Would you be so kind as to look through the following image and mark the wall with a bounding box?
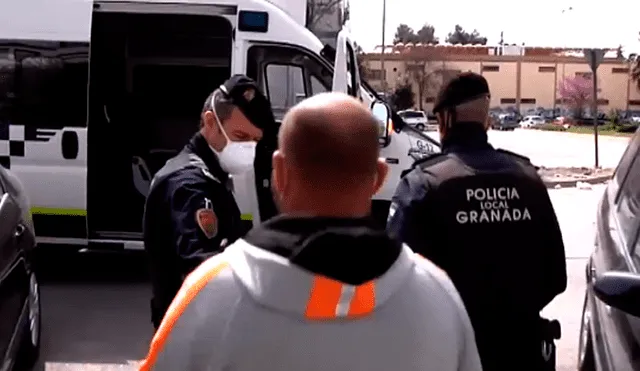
[363,52,638,113]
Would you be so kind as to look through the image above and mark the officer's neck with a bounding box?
[441,121,490,151]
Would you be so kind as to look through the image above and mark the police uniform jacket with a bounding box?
[387,122,567,367]
[143,132,246,327]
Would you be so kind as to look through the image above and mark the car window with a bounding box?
[612,130,640,201]
[616,150,640,248]
[400,111,425,119]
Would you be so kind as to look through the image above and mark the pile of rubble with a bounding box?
[537,166,613,188]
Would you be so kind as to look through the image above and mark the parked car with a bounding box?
[0,166,41,370]
[577,126,640,371]
[492,114,519,130]
[553,116,574,129]
[398,109,429,131]
[519,115,546,128]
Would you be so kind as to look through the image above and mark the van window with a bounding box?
[246,45,333,121]
[14,44,89,129]
[310,75,328,95]
[265,64,305,114]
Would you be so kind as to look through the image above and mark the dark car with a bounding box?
[492,114,519,130]
[578,127,640,371]
[0,166,41,370]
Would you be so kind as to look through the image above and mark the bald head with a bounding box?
[280,93,380,182]
[272,92,388,217]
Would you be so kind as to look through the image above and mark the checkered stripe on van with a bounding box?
[0,124,57,169]
[0,124,26,169]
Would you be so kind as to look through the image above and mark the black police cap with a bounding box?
[218,74,274,130]
[432,72,490,114]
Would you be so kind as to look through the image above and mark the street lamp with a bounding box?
[380,0,387,92]
[560,8,573,92]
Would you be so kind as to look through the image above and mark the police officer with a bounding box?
[387,72,567,371]
[143,75,275,329]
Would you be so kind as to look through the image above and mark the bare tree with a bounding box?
[306,0,344,31]
[400,50,454,110]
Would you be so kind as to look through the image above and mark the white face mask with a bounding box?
[211,108,257,175]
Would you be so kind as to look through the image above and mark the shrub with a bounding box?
[615,124,639,133]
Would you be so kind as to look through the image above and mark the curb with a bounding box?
[542,173,612,188]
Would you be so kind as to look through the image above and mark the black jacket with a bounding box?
[387,122,567,369]
[143,133,248,328]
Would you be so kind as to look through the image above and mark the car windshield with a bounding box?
[400,111,425,119]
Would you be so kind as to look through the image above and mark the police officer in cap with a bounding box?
[387,72,567,370]
[143,74,274,329]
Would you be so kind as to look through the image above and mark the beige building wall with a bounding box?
[364,52,640,113]
[480,62,517,108]
[520,62,557,109]
[629,75,640,109]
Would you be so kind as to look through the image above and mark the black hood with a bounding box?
[243,215,402,285]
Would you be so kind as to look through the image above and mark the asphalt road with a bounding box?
[31,184,607,371]
[420,128,631,169]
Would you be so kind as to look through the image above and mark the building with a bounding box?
[362,44,640,113]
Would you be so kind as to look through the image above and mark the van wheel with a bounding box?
[16,272,42,369]
[416,124,425,131]
[578,294,596,371]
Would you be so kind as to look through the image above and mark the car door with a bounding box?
[241,43,335,224]
[332,27,360,97]
[0,188,24,364]
[592,129,640,370]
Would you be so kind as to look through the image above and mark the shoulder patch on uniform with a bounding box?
[196,201,218,239]
[496,148,531,163]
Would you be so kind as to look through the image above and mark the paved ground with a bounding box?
[422,128,630,169]
[32,184,608,370]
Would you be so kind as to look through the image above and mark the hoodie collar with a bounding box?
[242,215,402,285]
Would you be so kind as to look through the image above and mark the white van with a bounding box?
[0,0,439,250]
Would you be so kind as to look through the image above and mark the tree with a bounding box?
[631,32,640,92]
[632,56,640,91]
[393,23,438,44]
[393,24,417,44]
[415,24,439,44]
[445,25,487,45]
[306,0,344,31]
[557,76,592,117]
[403,61,436,110]
[390,83,415,111]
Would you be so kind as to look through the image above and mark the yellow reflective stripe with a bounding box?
[240,213,253,221]
[30,207,87,217]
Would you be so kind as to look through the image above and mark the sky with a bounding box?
[347,0,640,55]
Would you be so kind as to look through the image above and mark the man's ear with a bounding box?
[272,150,285,194]
[373,158,389,195]
[203,111,216,130]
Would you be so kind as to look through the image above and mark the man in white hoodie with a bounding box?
[138,93,482,371]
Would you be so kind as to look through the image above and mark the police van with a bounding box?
[0,0,439,250]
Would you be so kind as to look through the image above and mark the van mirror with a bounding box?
[371,101,391,144]
[593,271,640,318]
